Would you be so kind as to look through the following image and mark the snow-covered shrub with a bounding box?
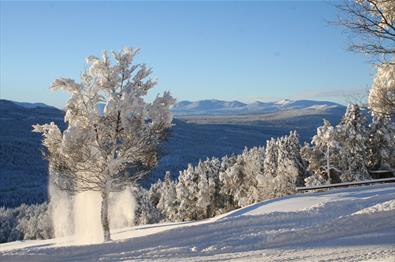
[304,173,329,187]
[0,203,52,243]
[133,187,162,225]
[0,208,19,243]
[16,204,52,240]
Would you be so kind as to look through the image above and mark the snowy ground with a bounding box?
[1,184,394,261]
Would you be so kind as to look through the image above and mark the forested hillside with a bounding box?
[0,99,345,207]
[0,100,65,207]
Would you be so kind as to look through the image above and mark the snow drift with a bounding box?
[1,183,394,261]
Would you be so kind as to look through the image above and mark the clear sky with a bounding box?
[1,0,375,108]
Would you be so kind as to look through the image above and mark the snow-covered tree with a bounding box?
[286,131,306,186]
[272,132,306,197]
[16,204,52,241]
[243,146,266,203]
[368,61,395,117]
[263,138,278,178]
[338,0,394,116]
[302,120,342,186]
[0,203,52,243]
[156,172,178,221]
[219,154,238,172]
[196,163,214,219]
[195,158,222,218]
[175,164,200,221]
[367,115,395,170]
[219,155,246,208]
[219,147,267,209]
[33,47,175,241]
[336,104,371,182]
[133,186,162,225]
[337,0,395,61]
[148,178,163,209]
[255,138,279,199]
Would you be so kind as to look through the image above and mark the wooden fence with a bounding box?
[296,177,395,192]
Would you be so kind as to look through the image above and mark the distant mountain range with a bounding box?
[12,101,57,110]
[7,98,346,117]
[171,99,345,116]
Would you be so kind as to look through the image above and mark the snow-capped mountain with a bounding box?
[171,99,344,115]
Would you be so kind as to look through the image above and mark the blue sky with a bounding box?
[1,1,374,108]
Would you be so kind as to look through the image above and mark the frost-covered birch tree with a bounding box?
[33,47,175,241]
[337,0,395,61]
[368,61,395,117]
[337,1,394,116]
[302,120,342,186]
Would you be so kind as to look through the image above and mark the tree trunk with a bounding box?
[101,190,111,241]
[327,146,330,180]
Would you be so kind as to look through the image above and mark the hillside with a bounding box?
[0,184,394,261]
[0,99,346,206]
[0,100,65,207]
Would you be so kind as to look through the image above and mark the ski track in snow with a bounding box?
[0,184,394,261]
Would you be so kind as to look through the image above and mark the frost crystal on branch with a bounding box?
[337,0,395,60]
[368,61,395,116]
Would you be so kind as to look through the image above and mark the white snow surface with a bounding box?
[1,184,395,261]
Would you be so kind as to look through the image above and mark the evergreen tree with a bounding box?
[157,172,178,222]
[195,158,222,218]
[367,115,395,171]
[148,179,163,209]
[133,187,162,225]
[273,132,305,197]
[219,155,245,208]
[240,146,266,204]
[175,164,199,221]
[336,104,371,182]
[263,138,278,178]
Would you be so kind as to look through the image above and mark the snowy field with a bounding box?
[0,184,394,261]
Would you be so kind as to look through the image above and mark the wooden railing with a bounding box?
[296,177,395,192]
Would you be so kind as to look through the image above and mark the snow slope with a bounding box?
[1,184,394,261]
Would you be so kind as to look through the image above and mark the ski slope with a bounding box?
[1,184,394,261]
